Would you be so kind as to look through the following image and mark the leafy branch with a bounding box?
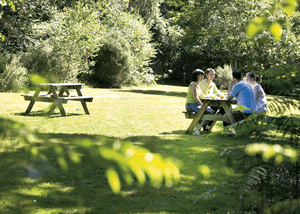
[0,117,181,194]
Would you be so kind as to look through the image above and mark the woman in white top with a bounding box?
[246,72,268,113]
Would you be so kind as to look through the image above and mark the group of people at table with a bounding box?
[186,68,268,135]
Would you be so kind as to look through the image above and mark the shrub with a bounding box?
[20,42,74,83]
[124,67,157,86]
[99,6,157,86]
[88,32,133,88]
[214,64,233,89]
[30,2,105,84]
[0,55,28,92]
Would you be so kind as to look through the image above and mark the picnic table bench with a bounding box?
[21,83,93,116]
[183,98,237,134]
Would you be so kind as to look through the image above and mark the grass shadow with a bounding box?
[14,111,83,118]
[121,89,186,98]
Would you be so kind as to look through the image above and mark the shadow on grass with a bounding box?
[14,111,83,118]
[0,131,249,213]
[121,89,186,98]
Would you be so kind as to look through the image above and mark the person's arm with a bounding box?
[191,84,203,105]
[213,83,221,96]
[227,81,235,98]
[227,95,234,100]
[227,83,239,100]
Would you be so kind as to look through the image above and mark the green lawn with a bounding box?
[0,85,298,213]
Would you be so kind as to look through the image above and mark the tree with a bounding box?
[0,0,54,53]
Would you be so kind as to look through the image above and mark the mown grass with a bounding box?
[0,85,299,213]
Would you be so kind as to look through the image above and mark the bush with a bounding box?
[124,67,157,86]
[0,55,28,92]
[88,32,133,88]
[99,6,157,86]
[214,64,233,89]
[20,42,74,83]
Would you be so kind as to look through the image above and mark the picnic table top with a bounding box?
[34,83,85,86]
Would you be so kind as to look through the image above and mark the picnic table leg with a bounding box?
[48,88,67,116]
[221,102,236,124]
[25,89,41,114]
[75,88,90,115]
[56,101,67,116]
[207,113,222,131]
[48,100,67,116]
[48,104,57,113]
[186,101,210,134]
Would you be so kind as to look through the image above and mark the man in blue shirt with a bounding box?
[225,70,255,126]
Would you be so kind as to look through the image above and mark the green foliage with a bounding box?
[0,55,28,92]
[0,116,181,194]
[0,0,54,52]
[162,0,300,84]
[32,1,105,82]
[99,4,157,86]
[88,32,133,88]
[246,143,298,164]
[150,21,184,84]
[264,198,300,214]
[29,1,157,87]
[260,63,300,95]
[214,64,233,89]
[246,0,298,41]
[20,42,68,82]
[128,0,164,27]
[0,0,15,41]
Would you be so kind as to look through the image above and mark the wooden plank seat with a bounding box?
[183,111,230,125]
[58,96,93,102]
[183,111,196,119]
[21,95,68,103]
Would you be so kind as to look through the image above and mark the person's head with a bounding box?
[205,68,216,82]
[246,72,260,83]
[246,72,255,83]
[232,69,242,82]
[191,69,205,82]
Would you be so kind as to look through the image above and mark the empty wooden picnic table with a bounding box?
[183,98,237,134]
[21,83,93,117]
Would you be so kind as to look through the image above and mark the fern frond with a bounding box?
[241,166,267,195]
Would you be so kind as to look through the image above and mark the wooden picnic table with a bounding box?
[21,83,93,117]
[184,98,237,134]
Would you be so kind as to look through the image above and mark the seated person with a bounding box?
[199,68,223,130]
[186,69,215,135]
[225,70,256,126]
[199,68,221,98]
[246,72,268,113]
